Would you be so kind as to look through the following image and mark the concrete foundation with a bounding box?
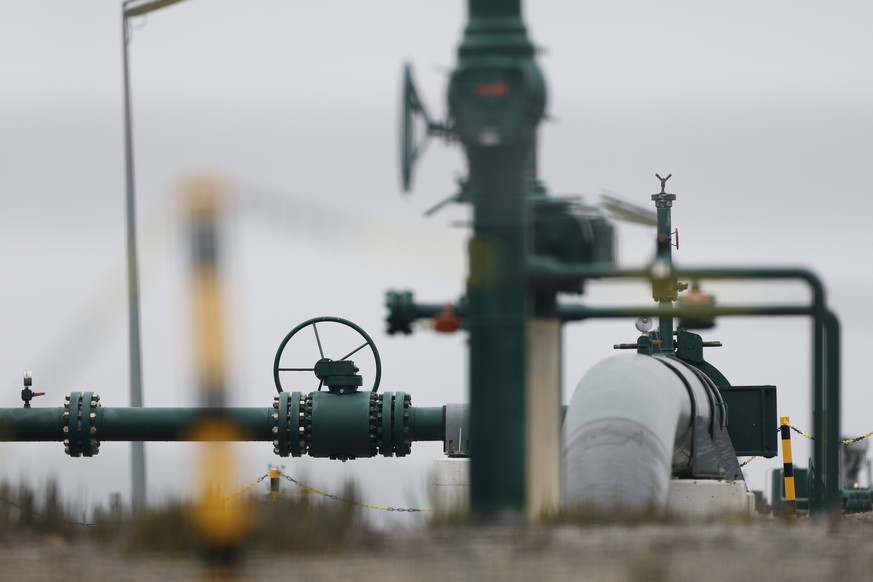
[432,460,757,520]
[666,479,756,519]
[431,457,469,516]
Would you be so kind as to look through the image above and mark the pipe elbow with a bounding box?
[563,354,703,513]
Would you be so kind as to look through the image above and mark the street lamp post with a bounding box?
[121,0,190,512]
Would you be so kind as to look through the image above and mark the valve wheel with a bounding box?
[273,316,382,394]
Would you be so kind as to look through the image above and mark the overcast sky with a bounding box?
[1,0,871,517]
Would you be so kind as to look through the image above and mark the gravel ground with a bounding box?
[4,515,873,581]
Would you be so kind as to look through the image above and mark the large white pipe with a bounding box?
[563,354,711,512]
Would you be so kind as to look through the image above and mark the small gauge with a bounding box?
[635,317,653,333]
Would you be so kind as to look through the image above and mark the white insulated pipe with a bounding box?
[563,354,711,512]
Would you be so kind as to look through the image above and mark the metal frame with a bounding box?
[529,262,840,513]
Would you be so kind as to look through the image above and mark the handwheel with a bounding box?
[273,316,382,394]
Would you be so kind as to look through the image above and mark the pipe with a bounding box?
[0,403,446,449]
[563,354,710,513]
[0,407,276,442]
[0,408,63,441]
[409,406,445,442]
[99,408,273,441]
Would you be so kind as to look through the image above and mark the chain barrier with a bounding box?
[788,425,815,441]
[280,473,431,513]
[737,424,873,468]
[225,473,269,500]
[786,425,873,446]
[0,469,429,528]
[10,428,872,520]
[843,430,873,445]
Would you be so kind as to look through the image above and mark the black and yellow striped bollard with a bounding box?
[268,467,282,504]
[780,416,797,519]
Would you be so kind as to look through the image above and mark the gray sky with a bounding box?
[1,0,871,516]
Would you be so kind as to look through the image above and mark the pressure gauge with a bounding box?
[635,317,653,333]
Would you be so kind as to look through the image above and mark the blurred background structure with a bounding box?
[0,0,871,519]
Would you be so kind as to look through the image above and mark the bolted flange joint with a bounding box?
[272,392,309,458]
[63,391,101,458]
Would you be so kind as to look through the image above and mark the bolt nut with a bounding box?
[89,413,96,420]
[273,447,280,455]
[64,446,70,455]
[272,426,279,434]
[273,440,279,447]
[272,401,279,409]
[62,426,69,434]
[63,411,70,419]
[90,427,97,435]
[298,427,305,434]
[272,413,279,420]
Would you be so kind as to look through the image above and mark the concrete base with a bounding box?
[666,479,756,519]
[431,461,756,520]
[431,458,469,516]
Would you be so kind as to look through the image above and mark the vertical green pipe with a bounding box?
[461,0,531,59]
[469,0,521,18]
[824,310,841,509]
[651,187,676,354]
[451,0,545,519]
[467,146,530,518]
[811,312,825,511]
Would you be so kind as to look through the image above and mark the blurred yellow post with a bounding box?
[268,467,282,504]
[185,175,250,579]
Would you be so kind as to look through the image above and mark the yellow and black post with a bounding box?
[186,176,250,580]
[268,467,282,504]
[780,416,797,519]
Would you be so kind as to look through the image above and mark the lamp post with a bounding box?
[122,0,190,512]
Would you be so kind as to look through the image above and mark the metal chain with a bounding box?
[280,474,431,513]
[224,473,269,500]
[739,456,757,467]
[739,424,873,467]
[842,430,873,445]
[0,469,430,530]
[785,425,873,445]
[788,425,815,441]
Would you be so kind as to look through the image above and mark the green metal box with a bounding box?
[718,385,777,457]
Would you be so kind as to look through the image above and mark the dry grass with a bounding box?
[0,478,376,556]
[0,479,88,540]
[6,478,873,582]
